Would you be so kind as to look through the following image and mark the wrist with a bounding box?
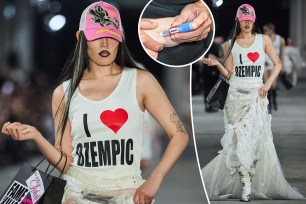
[216,61,222,69]
[32,132,43,143]
[265,80,272,87]
[148,170,165,183]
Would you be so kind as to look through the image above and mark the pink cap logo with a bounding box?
[89,5,119,29]
[80,1,123,42]
[236,4,256,22]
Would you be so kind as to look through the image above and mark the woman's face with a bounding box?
[87,37,119,66]
[239,20,254,33]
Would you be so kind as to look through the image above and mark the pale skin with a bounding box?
[263,25,285,90]
[2,33,189,204]
[203,20,282,98]
[139,19,163,59]
[139,0,212,59]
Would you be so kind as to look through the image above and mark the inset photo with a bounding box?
[138,0,215,67]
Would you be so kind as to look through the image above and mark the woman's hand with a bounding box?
[258,84,270,98]
[140,17,181,48]
[171,1,212,43]
[139,19,164,59]
[2,122,41,141]
[133,175,162,204]
[203,58,220,67]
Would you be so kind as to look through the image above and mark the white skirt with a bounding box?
[201,81,305,200]
[62,166,145,204]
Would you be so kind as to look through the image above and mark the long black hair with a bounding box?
[222,18,262,65]
[55,31,140,149]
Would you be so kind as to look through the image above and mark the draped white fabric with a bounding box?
[202,85,305,200]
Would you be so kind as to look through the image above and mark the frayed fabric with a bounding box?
[202,84,305,200]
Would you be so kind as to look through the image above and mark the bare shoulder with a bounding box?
[53,84,64,101]
[136,69,162,99]
[137,69,158,86]
[262,34,270,43]
[262,34,273,50]
[52,84,65,112]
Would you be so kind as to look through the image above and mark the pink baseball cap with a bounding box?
[79,1,123,42]
[236,4,256,22]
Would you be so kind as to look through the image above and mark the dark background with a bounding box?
[32,0,290,85]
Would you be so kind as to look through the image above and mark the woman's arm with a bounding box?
[203,41,233,79]
[1,84,73,173]
[133,70,189,204]
[263,34,282,88]
[257,35,283,98]
[279,36,286,71]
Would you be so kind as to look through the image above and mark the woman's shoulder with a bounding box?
[53,83,65,101]
[261,34,271,44]
[135,69,160,93]
[136,68,155,83]
[53,79,71,101]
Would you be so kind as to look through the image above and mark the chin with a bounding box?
[98,61,115,66]
[96,57,117,66]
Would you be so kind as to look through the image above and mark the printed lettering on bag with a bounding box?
[0,181,29,204]
[25,170,44,204]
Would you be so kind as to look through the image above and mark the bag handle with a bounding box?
[33,150,67,178]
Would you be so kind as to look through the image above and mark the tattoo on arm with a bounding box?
[170,112,187,135]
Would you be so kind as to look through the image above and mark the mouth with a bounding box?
[99,50,110,57]
[245,26,250,29]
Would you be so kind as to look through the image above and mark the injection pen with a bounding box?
[161,22,194,37]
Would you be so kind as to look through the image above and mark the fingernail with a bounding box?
[192,22,198,29]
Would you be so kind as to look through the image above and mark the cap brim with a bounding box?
[238,16,255,22]
[83,29,123,42]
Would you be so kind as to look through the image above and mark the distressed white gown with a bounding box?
[202,34,305,200]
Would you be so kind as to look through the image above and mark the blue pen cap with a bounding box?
[178,22,193,32]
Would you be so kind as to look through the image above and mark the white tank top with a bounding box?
[63,68,144,180]
[230,33,265,87]
[265,34,281,67]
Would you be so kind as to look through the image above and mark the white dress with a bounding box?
[201,34,305,200]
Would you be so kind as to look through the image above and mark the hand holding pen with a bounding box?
[161,22,194,37]
[170,1,213,43]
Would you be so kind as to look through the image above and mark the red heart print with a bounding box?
[100,108,128,134]
[247,52,260,63]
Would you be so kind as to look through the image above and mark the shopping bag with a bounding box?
[0,162,53,204]
[0,152,67,204]
[38,152,67,204]
[206,75,230,110]
[38,177,66,204]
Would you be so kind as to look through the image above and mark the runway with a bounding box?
[193,78,306,204]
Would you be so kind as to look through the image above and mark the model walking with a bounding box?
[202,4,304,202]
[1,1,189,204]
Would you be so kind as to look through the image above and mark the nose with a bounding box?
[100,38,108,47]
